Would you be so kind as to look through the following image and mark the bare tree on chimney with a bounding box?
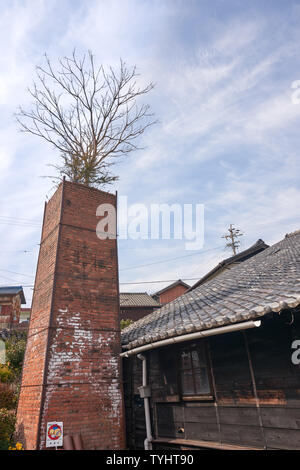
[16,50,156,187]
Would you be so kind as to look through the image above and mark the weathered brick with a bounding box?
[16,180,125,450]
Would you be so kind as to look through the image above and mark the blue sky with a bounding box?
[1,0,300,306]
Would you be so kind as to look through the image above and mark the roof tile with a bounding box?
[120,292,160,307]
[122,231,300,349]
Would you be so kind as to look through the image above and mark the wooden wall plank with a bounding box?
[185,422,219,442]
[261,406,300,429]
[218,406,260,426]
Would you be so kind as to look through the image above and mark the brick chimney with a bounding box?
[16,180,125,450]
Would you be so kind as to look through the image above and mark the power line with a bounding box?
[0,284,34,288]
[120,245,224,271]
[0,215,41,222]
[119,278,199,285]
[0,269,35,278]
[0,277,200,289]
[0,221,41,228]
[0,243,41,254]
[0,215,40,223]
[0,274,23,283]
[0,216,41,231]
[0,244,224,288]
[0,275,200,287]
[0,249,34,254]
[0,244,223,281]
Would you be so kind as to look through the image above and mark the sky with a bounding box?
[1,0,300,307]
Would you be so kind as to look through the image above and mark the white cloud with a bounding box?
[0,1,300,304]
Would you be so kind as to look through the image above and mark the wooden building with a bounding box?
[0,286,26,329]
[153,280,190,305]
[20,307,31,324]
[121,231,300,450]
[120,293,160,322]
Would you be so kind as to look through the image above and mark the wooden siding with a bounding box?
[120,306,158,322]
[158,284,189,305]
[123,312,300,450]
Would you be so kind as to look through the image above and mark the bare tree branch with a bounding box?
[16,50,157,187]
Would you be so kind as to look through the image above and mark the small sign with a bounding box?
[46,422,63,448]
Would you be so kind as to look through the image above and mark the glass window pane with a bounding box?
[160,348,178,396]
[196,343,207,366]
[180,350,192,370]
[191,349,200,368]
[181,370,195,395]
[194,367,210,395]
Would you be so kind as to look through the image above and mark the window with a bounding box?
[179,342,212,398]
[158,341,213,402]
[160,347,179,397]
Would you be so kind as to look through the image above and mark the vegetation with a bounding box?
[0,409,16,450]
[5,337,26,378]
[8,441,24,450]
[0,336,26,449]
[120,318,133,330]
[0,384,17,409]
[0,364,14,384]
[17,51,156,188]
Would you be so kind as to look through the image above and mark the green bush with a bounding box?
[0,364,14,383]
[5,337,26,376]
[120,318,133,330]
[0,408,16,450]
[0,337,25,449]
[0,383,17,409]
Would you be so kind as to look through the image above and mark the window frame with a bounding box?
[178,341,214,401]
[157,340,214,403]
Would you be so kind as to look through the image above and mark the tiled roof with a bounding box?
[189,239,268,290]
[122,231,300,350]
[120,292,160,308]
[0,286,26,304]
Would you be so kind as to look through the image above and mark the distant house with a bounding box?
[120,293,160,322]
[0,286,26,329]
[153,280,190,305]
[121,231,300,450]
[20,307,31,324]
[0,287,27,363]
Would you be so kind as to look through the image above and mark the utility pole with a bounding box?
[222,224,244,255]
